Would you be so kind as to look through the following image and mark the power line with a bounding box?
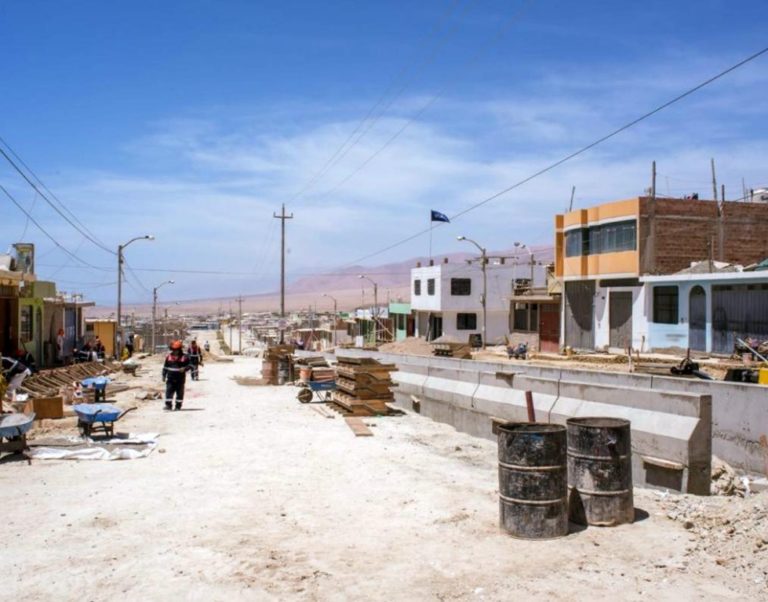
[0,139,115,255]
[0,183,108,271]
[315,0,536,202]
[343,44,768,266]
[287,0,470,202]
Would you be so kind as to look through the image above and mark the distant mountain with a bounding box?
[89,246,554,316]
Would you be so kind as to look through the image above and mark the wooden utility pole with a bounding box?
[651,160,656,200]
[273,204,294,343]
[236,296,244,355]
[711,158,718,202]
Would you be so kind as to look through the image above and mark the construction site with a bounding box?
[2,3,768,600]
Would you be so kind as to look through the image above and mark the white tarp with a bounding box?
[28,433,159,461]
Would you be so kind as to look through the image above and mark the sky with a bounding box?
[1,0,766,305]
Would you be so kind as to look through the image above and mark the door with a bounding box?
[538,303,561,353]
[689,286,706,351]
[609,292,633,349]
[564,281,595,350]
[428,314,443,341]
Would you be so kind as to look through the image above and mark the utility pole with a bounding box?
[237,296,244,355]
[711,158,718,202]
[228,301,233,352]
[651,160,656,200]
[273,203,294,344]
[457,236,487,349]
[568,185,576,212]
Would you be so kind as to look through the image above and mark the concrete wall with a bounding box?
[331,349,768,478]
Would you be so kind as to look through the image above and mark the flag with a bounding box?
[430,210,450,223]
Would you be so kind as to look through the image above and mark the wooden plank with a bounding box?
[311,405,336,419]
[345,417,373,437]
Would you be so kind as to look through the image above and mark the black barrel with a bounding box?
[567,417,634,526]
[498,423,568,539]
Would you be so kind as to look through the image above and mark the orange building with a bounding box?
[554,196,768,351]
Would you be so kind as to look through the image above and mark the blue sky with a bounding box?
[1,1,766,304]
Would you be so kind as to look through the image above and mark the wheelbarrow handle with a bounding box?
[118,407,138,420]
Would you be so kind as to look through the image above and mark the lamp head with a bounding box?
[357,274,364,279]
[457,235,465,241]
[169,280,175,285]
[146,235,155,241]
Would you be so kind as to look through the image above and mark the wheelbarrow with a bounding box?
[81,376,111,402]
[73,403,137,438]
[0,413,36,461]
[296,380,336,404]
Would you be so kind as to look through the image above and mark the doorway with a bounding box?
[689,286,706,351]
[609,292,633,349]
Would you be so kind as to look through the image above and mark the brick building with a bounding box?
[554,196,768,352]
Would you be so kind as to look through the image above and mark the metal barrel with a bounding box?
[566,417,634,526]
[498,423,568,539]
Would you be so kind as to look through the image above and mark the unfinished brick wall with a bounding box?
[639,197,768,274]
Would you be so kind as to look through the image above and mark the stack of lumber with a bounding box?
[20,363,114,399]
[431,341,471,359]
[294,356,334,382]
[331,356,397,416]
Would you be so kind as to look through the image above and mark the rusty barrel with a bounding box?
[498,423,568,539]
[261,359,277,385]
[567,417,634,526]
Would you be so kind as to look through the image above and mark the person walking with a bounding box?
[187,339,203,381]
[162,340,190,411]
[125,333,135,358]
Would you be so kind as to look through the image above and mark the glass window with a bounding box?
[450,278,471,295]
[565,220,636,257]
[457,313,477,330]
[20,306,33,343]
[512,303,539,332]
[427,279,435,295]
[653,286,679,324]
[413,279,421,296]
[565,229,586,257]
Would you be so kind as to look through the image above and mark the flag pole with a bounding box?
[429,215,433,260]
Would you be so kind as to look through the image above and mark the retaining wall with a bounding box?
[325,350,767,478]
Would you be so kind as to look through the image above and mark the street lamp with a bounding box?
[322,293,338,347]
[457,235,487,349]
[358,274,379,344]
[514,242,535,287]
[116,234,154,358]
[152,280,175,354]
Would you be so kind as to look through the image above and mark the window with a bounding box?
[565,228,586,257]
[653,286,679,324]
[413,279,421,296]
[450,278,471,296]
[427,278,435,295]
[20,306,33,343]
[565,220,636,257]
[457,313,477,330]
[513,303,539,332]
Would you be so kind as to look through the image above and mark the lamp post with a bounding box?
[514,242,535,287]
[358,274,378,344]
[457,235,487,349]
[152,280,175,354]
[117,234,154,358]
[322,293,338,347]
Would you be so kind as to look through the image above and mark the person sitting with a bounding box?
[76,340,95,363]
[93,337,106,360]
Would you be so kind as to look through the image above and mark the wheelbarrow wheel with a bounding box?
[297,388,313,403]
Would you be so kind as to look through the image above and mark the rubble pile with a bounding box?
[711,456,751,496]
[661,490,768,592]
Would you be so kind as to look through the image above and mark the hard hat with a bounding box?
[170,340,183,350]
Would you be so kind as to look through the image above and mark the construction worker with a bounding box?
[1,355,31,400]
[162,340,190,411]
[187,340,203,381]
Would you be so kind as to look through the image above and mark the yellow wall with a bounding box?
[90,322,116,357]
[555,198,641,279]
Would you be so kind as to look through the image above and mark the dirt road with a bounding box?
[1,345,765,600]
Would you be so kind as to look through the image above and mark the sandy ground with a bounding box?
[0,334,765,600]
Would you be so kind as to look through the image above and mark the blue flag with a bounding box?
[430,210,450,223]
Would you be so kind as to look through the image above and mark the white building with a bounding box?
[410,259,547,345]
